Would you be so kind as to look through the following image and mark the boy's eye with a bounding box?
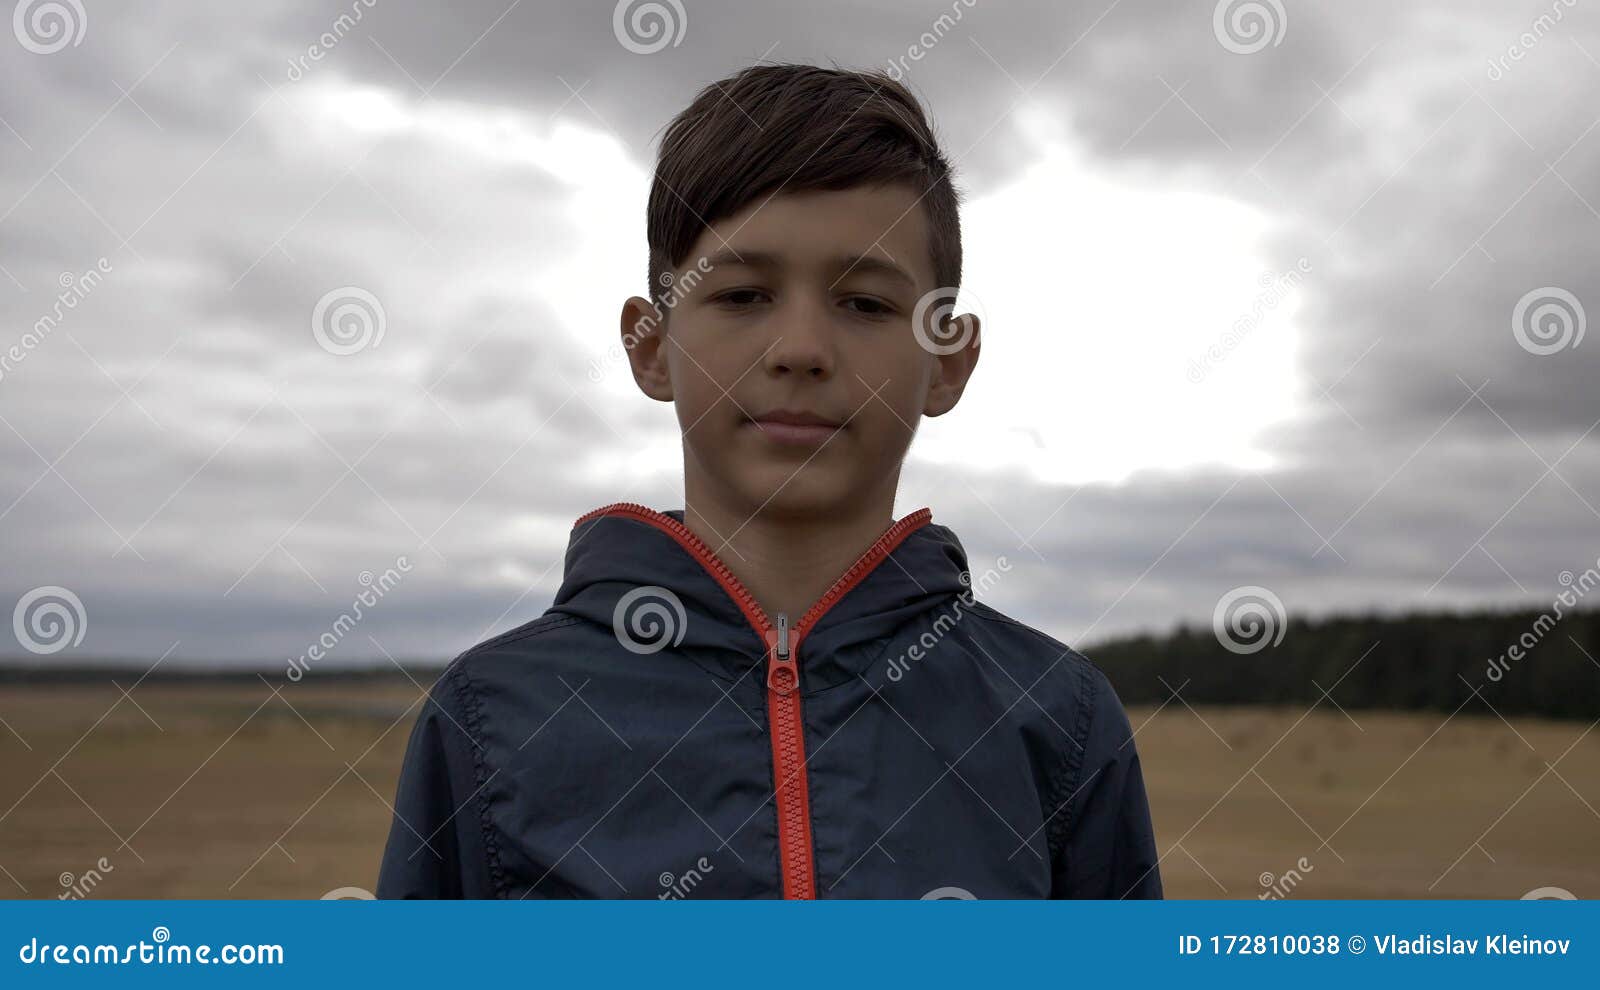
[714,288,767,308]
[842,295,895,318]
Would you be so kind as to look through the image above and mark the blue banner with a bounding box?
[2,900,1592,987]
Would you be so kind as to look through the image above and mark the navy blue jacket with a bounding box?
[377,503,1162,899]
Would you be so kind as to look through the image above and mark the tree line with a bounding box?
[1084,605,1600,721]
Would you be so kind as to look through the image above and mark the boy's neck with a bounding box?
[680,480,901,625]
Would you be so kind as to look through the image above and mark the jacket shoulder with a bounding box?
[441,610,588,680]
[962,600,1107,685]
[961,601,1132,739]
[458,611,587,661]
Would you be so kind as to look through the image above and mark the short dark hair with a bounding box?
[646,62,963,310]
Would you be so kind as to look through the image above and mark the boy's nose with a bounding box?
[763,297,836,380]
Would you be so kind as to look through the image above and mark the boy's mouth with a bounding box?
[743,408,845,447]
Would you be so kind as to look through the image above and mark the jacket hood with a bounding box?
[549,503,972,690]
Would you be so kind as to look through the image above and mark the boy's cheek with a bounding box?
[666,354,735,415]
[853,385,923,438]
[672,343,754,402]
[672,389,722,439]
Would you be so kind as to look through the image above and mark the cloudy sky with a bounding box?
[2,0,1597,667]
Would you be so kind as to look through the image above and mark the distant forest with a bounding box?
[1085,605,1600,721]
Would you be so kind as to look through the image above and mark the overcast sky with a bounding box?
[2,0,1598,667]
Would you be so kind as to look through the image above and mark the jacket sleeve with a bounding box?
[376,663,495,899]
[1049,665,1163,899]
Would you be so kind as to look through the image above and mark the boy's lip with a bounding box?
[747,409,844,428]
[743,408,845,446]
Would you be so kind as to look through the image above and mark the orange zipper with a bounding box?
[574,501,933,898]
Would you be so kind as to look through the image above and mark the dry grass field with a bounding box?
[0,674,1595,899]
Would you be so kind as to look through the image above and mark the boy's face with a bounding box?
[622,183,979,520]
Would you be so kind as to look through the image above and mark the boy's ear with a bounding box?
[922,313,981,418]
[620,295,674,402]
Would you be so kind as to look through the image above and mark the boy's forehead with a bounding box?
[682,184,934,286]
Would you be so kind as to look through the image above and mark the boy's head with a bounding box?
[621,63,981,522]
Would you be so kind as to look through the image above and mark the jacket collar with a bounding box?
[550,503,971,689]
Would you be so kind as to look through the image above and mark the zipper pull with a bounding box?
[766,612,799,695]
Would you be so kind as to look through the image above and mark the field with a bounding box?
[0,674,1595,899]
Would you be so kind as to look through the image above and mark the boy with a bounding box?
[377,63,1162,899]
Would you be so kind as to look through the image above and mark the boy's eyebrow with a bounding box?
[700,248,915,289]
